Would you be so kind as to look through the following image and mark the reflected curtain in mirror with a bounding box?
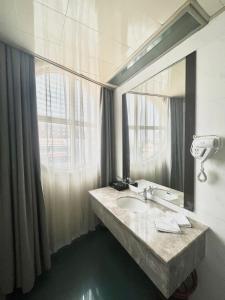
[170,97,185,191]
[122,94,130,179]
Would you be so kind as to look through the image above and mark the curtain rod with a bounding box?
[35,55,116,90]
[1,38,116,90]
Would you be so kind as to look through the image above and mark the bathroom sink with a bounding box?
[117,196,146,212]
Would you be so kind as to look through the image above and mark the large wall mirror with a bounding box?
[122,52,196,211]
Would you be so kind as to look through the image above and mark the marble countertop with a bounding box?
[89,187,208,264]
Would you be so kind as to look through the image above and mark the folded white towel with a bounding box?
[165,212,192,228]
[154,216,181,233]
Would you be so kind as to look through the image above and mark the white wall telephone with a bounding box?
[190,135,222,182]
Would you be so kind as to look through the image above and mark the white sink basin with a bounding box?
[117,196,146,212]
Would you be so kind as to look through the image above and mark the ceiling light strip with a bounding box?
[108,2,208,86]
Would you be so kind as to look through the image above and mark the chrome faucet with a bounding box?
[138,186,153,201]
[138,185,166,200]
[148,185,155,195]
[138,185,170,202]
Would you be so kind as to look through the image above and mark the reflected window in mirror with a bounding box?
[126,93,184,191]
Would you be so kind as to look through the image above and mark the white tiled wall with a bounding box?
[114,11,225,300]
[191,36,225,300]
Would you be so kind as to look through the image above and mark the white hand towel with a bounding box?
[165,212,192,228]
[154,216,181,233]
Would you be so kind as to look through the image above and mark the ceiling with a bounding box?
[0,0,224,85]
[132,59,186,97]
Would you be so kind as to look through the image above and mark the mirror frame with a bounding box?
[122,51,196,211]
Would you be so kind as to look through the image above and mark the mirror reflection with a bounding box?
[123,59,186,207]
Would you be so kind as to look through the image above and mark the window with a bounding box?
[36,60,100,171]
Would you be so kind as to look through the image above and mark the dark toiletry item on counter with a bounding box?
[110,181,128,191]
[110,179,138,191]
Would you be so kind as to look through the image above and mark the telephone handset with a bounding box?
[190,135,222,182]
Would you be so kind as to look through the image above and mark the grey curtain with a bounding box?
[122,94,130,179]
[170,97,185,191]
[0,42,50,295]
[100,87,115,186]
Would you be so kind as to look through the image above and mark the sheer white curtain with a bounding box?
[35,60,100,253]
[126,93,171,186]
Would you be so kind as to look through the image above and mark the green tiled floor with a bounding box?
[8,226,167,300]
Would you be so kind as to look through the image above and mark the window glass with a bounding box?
[36,63,100,171]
